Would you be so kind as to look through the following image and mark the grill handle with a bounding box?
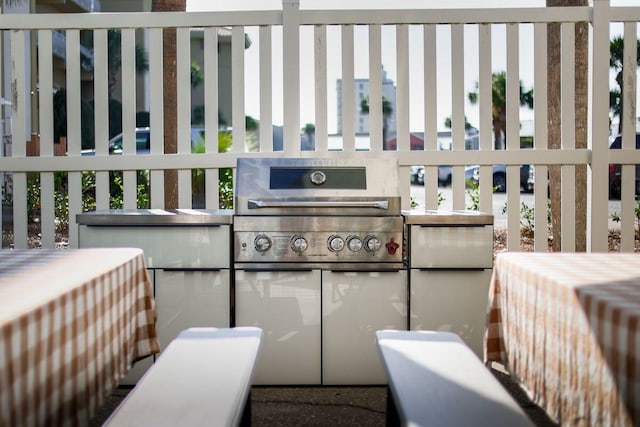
[247,199,389,210]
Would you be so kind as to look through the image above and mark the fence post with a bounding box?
[283,0,300,155]
[588,0,611,251]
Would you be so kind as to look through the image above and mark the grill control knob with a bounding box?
[291,235,308,253]
[328,235,345,252]
[254,234,271,253]
[347,236,363,252]
[364,235,382,253]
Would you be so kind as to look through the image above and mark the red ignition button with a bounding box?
[385,239,399,255]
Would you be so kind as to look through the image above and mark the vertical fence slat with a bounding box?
[313,25,328,153]
[177,27,191,155]
[283,0,300,154]
[66,30,81,155]
[205,28,219,153]
[205,27,220,210]
[341,25,355,152]
[423,24,439,210]
[65,30,82,247]
[368,24,382,152]
[148,28,164,209]
[534,22,549,252]
[232,26,246,154]
[38,30,53,157]
[620,21,637,252]
[38,30,55,248]
[93,29,110,211]
[396,25,411,209]
[478,23,493,215]
[260,26,274,153]
[561,22,576,252]
[588,0,611,251]
[396,24,411,209]
[68,172,81,248]
[177,27,192,209]
[504,23,521,250]
[121,29,138,209]
[396,24,410,153]
[451,24,465,210]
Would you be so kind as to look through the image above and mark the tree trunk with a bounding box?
[152,0,186,209]
[575,20,588,251]
[547,0,588,252]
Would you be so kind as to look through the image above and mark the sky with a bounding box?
[187,0,640,134]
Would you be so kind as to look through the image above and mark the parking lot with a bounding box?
[410,185,623,229]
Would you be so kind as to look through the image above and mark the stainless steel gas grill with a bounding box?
[234,157,403,271]
[233,157,407,385]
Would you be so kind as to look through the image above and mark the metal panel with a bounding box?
[235,269,321,385]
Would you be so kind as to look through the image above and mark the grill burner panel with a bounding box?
[234,216,403,269]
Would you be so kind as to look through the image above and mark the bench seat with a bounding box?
[104,327,263,427]
[376,330,532,427]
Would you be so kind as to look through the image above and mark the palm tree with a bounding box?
[302,123,315,150]
[107,30,149,99]
[360,96,394,150]
[151,0,186,209]
[609,36,640,135]
[468,71,533,150]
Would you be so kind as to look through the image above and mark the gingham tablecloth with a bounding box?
[0,248,160,427]
[485,252,640,427]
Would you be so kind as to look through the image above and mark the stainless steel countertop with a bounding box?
[402,209,493,226]
[76,209,234,225]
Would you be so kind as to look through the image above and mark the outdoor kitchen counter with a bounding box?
[76,208,234,225]
[402,209,494,225]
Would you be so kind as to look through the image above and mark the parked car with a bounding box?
[410,166,425,185]
[109,127,207,154]
[467,164,533,193]
[608,134,640,199]
[409,165,461,187]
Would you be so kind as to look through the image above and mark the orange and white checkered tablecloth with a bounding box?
[0,248,160,427]
[485,252,640,426]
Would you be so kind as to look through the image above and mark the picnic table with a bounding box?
[485,252,640,426]
[0,248,160,426]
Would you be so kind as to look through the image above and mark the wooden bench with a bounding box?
[104,327,263,427]
[376,330,533,427]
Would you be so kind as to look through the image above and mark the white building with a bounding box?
[336,68,396,137]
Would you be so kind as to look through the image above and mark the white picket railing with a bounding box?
[0,0,638,252]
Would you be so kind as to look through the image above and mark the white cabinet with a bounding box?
[404,211,494,361]
[155,270,230,350]
[322,271,407,385]
[409,225,493,269]
[77,210,233,385]
[235,270,322,385]
[410,269,492,358]
[77,225,230,268]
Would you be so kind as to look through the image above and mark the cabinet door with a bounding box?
[409,225,493,269]
[78,225,230,268]
[410,269,492,359]
[322,271,407,385]
[155,270,230,350]
[235,270,321,385]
